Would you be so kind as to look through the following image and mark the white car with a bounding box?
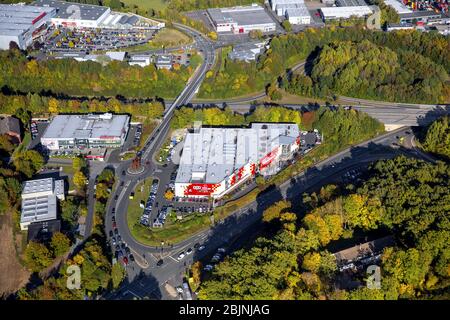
[176,286,184,293]
[203,264,213,271]
[177,252,185,260]
[198,245,205,251]
[217,248,226,253]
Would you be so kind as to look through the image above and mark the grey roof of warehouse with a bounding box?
[33,0,108,20]
[41,113,130,140]
[399,10,443,19]
[0,4,55,35]
[207,5,275,26]
[176,123,300,184]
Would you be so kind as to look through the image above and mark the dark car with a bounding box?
[193,242,200,249]
[156,259,164,267]
[114,228,119,235]
[114,251,120,259]
[125,247,131,254]
[117,235,122,242]
[112,207,115,214]
[120,181,124,187]
[115,245,121,251]
[109,230,113,237]
[115,194,119,200]
[129,254,135,262]
[112,216,116,222]
[121,243,126,250]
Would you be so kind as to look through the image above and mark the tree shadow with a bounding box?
[417,104,450,127]
[109,269,162,300]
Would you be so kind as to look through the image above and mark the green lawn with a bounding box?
[127,178,212,246]
[122,0,168,11]
[127,178,153,233]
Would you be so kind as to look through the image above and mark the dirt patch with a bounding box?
[0,213,31,298]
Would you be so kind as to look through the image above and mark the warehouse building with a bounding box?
[286,6,311,24]
[175,123,300,199]
[207,5,276,34]
[20,177,65,230]
[383,0,412,14]
[320,6,374,20]
[0,3,55,50]
[41,113,130,152]
[269,0,311,25]
[33,0,111,28]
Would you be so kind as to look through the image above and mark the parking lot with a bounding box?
[41,26,157,53]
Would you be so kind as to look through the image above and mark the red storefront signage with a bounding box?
[259,148,279,170]
[184,183,219,196]
[32,12,46,25]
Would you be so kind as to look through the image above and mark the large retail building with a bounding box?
[207,5,276,34]
[41,113,130,151]
[175,123,300,199]
[0,3,56,50]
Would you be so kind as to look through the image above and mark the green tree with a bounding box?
[422,116,450,159]
[50,232,71,257]
[282,20,292,32]
[13,150,44,178]
[24,241,53,272]
[111,263,126,289]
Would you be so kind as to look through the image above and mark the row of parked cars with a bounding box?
[203,248,226,272]
[109,211,135,266]
[30,121,39,140]
[140,179,159,226]
[134,124,142,147]
[152,205,172,227]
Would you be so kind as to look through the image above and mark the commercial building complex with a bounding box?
[175,123,301,199]
[207,5,276,34]
[0,3,55,50]
[20,177,65,230]
[41,113,130,152]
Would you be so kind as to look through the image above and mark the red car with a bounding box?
[112,221,117,229]
[122,256,128,265]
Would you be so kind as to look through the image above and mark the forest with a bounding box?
[0,93,165,118]
[0,49,200,99]
[198,156,450,300]
[284,40,449,104]
[199,27,450,104]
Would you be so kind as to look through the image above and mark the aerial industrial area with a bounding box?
[0,0,449,310]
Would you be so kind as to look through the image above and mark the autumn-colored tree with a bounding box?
[50,232,71,257]
[48,98,58,114]
[262,200,291,223]
[73,171,87,191]
[164,189,174,201]
[24,241,53,272]
[302,252,321,273]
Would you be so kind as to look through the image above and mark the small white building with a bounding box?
[20,178,65,230]
[155,55,172,69]
[129,54,152,67]
[286,6,311,25]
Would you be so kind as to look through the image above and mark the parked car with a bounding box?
[198,245,205,251]
[109,230,113,237]
[177,252,185,261]
[156,259,164,267]
[203,264,214,271]
[123,256,128,265]
[217,248,226,253]
[186,248,193,255]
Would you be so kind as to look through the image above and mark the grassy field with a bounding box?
[127,178,152,235]
[125,28,192,53]
[121,0,168,11]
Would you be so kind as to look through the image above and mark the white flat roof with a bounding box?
[207,5,275,27]
[176,123,299,184]
[320,6,373,18]
[21,194,57,225]
[23,177,54,195]
[42,113,130,140]
[0,4,55,36]
[383,0,412,14]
